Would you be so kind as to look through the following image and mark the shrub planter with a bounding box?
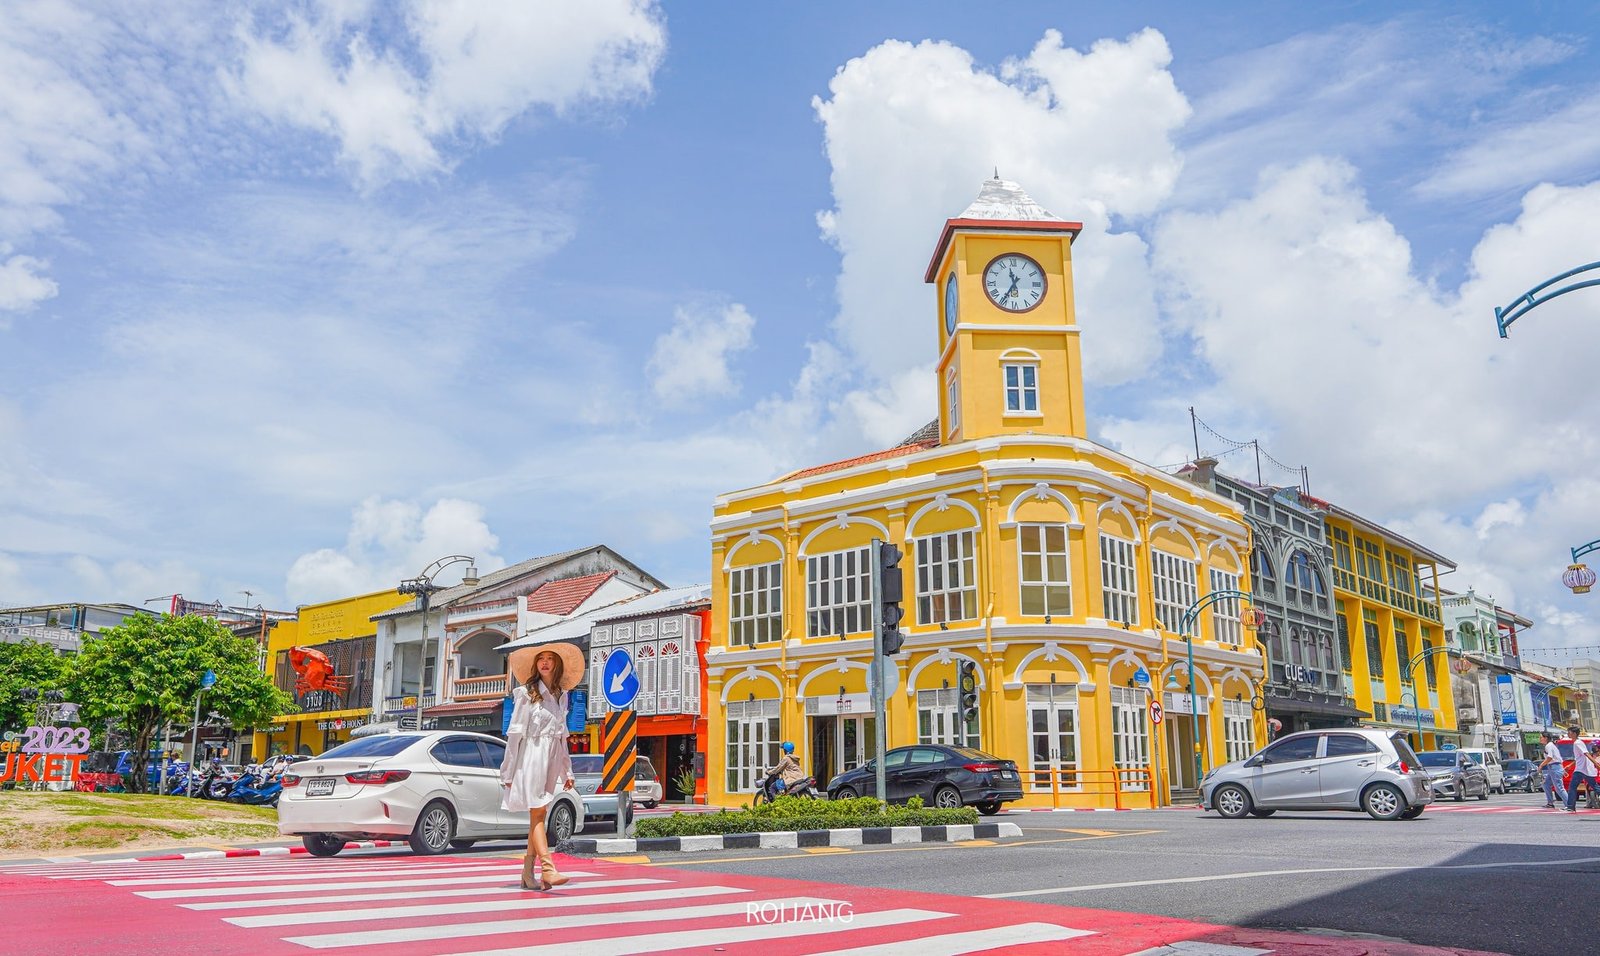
[563,821,1021,855]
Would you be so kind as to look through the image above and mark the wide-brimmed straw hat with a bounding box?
[508,642,586,692]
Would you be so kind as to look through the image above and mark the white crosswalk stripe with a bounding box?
[109,862,520,885]
[809,922,1095,954]
[439,908,954,956]
[183,877,663,911]
[8,854,1108,954]
[226,882,734,927]
[283,894,840,949]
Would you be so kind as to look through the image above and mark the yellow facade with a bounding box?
[707,180,1265,808]
[251,589,409,759]
[1324,515,1457,749]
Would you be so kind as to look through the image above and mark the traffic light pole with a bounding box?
[870,539,888,804]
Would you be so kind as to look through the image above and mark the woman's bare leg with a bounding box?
[527,806,550,860]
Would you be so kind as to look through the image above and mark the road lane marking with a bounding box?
[135,870,598,899]
[109,862,520,885]
[981,854,1600,899]
[180,880,651,910]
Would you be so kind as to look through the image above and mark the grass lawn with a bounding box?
[0,790,279,856]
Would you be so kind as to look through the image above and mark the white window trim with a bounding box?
[1002,361,1041,417]
[1018,522,1072,617]
[916,688,979,748]
[1110,686,1150,791]
[946,366,960,436]
[1223,699,1254,764]
[1210,569,1242,647]
[1151,549,1198,634]
[1025,683,1081,792]
[724,699,779,794]
[915,530,979,625]
[1100,534,1139,627]
[728,562,783,648]
[806,546,871,638]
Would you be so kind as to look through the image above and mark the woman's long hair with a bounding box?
[525,651,565,700]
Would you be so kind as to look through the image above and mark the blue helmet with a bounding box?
[782,741,795,754]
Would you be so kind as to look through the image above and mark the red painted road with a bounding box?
[0,852,1501,955]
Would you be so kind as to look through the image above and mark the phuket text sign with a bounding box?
[0,726,92,785]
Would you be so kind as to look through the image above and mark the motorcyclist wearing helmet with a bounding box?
[769,741,805,792]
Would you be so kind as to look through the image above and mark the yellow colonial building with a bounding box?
[707,179,1267,808]
[252,589,409,758]
[1317,503,1459,749]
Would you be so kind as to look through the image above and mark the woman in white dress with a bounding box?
[501,642,583,890]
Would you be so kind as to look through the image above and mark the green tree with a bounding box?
[68,614,292,792]
[0,640,68,732]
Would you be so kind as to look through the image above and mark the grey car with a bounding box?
[1416,750,1491,802]
[1201,728,1435,821]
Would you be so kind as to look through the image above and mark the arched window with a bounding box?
[1252,549,1277,596]
[1284,551,1328,612]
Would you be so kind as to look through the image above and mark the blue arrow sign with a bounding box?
[602,649,639,709]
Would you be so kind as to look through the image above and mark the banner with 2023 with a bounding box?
[0,725,91,785]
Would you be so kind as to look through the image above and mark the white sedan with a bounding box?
[277,730,584,856]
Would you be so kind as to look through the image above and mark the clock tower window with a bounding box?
[1003,362,1040,414]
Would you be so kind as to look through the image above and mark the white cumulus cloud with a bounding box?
[647,302,756,405]
[286,496,504,604]
[227,0,668,187]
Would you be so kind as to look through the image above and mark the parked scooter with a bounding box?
[752,768,819,804]
[225,754,302,807]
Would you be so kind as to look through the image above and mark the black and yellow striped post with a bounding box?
[601,709,637,836]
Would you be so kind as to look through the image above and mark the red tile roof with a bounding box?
[783,441,938,481]
[526,571,617,616]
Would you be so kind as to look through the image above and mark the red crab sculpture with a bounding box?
[289,646,350,696]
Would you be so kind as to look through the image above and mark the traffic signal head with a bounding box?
[878,541,903,604]
[958,660,979,722]
[881,622,905,656]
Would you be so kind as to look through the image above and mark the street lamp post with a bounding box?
[398,556,479,728]
[1400,643,1455,747]
[1171,589,1256,790]
[1494,261,1600,337]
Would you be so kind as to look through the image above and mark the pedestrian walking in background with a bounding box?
[1539,731,1567,809]
[501,643,585,889]
[1563,725,1597,813]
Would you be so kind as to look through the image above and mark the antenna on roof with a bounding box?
[993,166,999,179]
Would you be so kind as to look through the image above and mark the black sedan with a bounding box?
[827,745,1022,814]
[1502,758,1537,793]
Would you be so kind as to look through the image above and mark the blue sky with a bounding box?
[4,1,1600,653]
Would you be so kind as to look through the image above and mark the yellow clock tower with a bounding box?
[926,179,1086,443]
[707,178,1262,809]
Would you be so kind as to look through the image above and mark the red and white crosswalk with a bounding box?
[1422,802,1600,814]
[0,851,1498,955]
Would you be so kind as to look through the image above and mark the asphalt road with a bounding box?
[649,794,1600,956]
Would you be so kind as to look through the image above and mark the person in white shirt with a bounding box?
[1563,726,1597,813]
[1539,731,1567,808]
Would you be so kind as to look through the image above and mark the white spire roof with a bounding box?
[958,177,1064,222]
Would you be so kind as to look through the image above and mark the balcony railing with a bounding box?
[453,674,509,701]
[382,693,435,715]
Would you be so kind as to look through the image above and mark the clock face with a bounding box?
[983,254,1046,312]
[944,274,959,334]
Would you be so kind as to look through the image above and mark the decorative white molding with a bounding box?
[907,494,981,536]
[1207,538,1244,569]
[905,648,986,696]
[723,530,785,571]
[1160,662,1216,695]
[796,658,871,698]
[1096,499,1143,545]
[1011,642,1089,686]
[998,347,1043,362]
[720,666,784,703]
[798,515,891,557]
[1148,519,1201,557]
[1004,482,1081,526]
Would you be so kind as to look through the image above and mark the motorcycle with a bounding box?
[225,755,302,807]
[752,768,819,805]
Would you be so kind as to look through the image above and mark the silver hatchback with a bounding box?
[1201,728,1434,820]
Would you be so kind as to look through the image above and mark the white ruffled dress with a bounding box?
[499,684,574,813]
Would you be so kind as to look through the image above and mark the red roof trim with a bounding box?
[526,571,617,616]
[923,217,1084,283]
[783,441,938,481]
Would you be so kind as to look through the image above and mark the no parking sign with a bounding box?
[1149,700,1164,725]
